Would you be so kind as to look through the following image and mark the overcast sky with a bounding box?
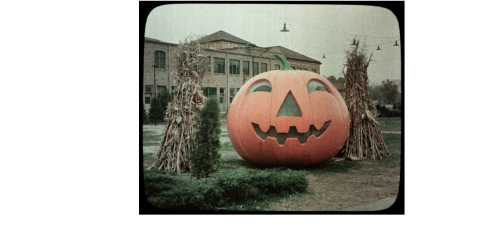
[145,4,401,85]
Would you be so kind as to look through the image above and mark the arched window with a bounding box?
[154,51,166,69]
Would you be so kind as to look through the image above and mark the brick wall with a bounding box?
[143,41,177,110]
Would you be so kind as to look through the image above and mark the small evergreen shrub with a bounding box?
[149,97,164,125]
[189,96,221,179]
[157,92,171,112]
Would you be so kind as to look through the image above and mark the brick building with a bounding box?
[143,31,322,112]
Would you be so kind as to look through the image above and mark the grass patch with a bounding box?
[378,117,402,131]
[142,132,163,144]
[301,159,362,175]
[221,157,255,169]
[220,142,236,151]
[383,133,401,149]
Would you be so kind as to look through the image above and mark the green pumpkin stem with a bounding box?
[274,54,294,71]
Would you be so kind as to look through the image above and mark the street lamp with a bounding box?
[281,23,289,32]
[152,65,157,98]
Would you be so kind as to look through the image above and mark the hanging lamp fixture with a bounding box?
[394,40,399,46]
[351,39,357,45]
[376,46,381,50]
[322,54,326,59]
[281,23,289,32]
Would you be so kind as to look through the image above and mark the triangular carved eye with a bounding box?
[248,80,272,94]
[307,80,329,93]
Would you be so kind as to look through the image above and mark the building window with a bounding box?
[297,67,302,70]
[275,64,280,70]
[312,69,317,73]
[144,86,153,104]
[261,63,267,73]
[230,88,236,103]
[203,57,211,73]
[303,68,307,71]
[291,66,295,70]
[203,87,217,98]
[157,86,167,97]
[253,62,259,76]
[145,85,153,94]
[214,57,225,74]
[154,51,166,69]
[229,59,240,75]
[243,61,250,75]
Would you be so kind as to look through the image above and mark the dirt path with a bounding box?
[266,157,401,211]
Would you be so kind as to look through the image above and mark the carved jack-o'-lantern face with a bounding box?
[227,55,350,167]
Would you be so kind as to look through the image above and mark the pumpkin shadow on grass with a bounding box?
[221,157,362,174]
[298,159,362,174]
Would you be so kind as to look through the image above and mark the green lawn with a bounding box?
[378,117,402,132]
[142,117,402,211]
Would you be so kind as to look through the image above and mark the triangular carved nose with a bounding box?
[278,92,302,117]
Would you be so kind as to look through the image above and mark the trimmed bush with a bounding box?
[213,168,308,202]
[144,167,308,210]
[144,169,217,210]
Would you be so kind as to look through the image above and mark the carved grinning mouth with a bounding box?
[252,121,331,145]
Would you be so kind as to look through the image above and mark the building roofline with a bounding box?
[144,37,178,46]
[202,48,321,65]
[287,58,323,65]
[201,39,257,47]
[144,35,321,64]
[197,30,257,47]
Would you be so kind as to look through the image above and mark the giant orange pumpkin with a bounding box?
[227,54,350,167]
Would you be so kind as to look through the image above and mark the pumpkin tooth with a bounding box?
[252,123,268,140]
[296,123,310,133]
[274,122,290,133]
[258,123,270,133]
[313,121,324,131]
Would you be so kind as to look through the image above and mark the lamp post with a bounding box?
[152,65,157,98]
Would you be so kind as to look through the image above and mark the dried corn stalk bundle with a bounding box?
[342,42,390,160]
[150,38,206,173]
